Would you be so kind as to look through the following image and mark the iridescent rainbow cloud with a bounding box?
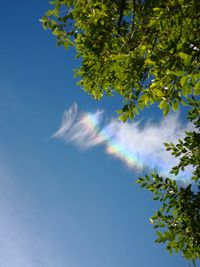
[53,103,193,181]
[86,113,144,170]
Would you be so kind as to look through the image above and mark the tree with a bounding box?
[41,0,200,264]
[137,98,200,264]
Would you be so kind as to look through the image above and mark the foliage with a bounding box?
[137,175,200,263]
[41,0,200,120]
[41,0,200,263]
[137,99,200,264]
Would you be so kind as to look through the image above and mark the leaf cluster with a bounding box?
[137,101,200,264]
[137,173,200,264]
[41,0,200,120]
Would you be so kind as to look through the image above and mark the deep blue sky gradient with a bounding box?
[0,1,196,267]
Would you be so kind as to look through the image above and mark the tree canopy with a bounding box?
[41,0,200,264]
[137,99,200,263]
[41,0,200,119]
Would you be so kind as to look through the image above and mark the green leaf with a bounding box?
[176,43,183,51]
[178,53,192,66]
[178,52,189,60]
[159,100,167,110]
[180,76,188,87]
[138,45,147,56]
[182,86,188,97]
[149,18,158,27]
[172,70,185,77]
[172,100,179,112]
[163,103,170,116]
[151,213,158,220]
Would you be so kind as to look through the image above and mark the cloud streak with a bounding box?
[0,164,66,267]
[53,103,104,148]
[53,104,193,181]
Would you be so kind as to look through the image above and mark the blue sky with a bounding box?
[0,1,197,267]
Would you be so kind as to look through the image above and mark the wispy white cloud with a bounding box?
[0,164,66,267]
[53,104,193,181]
[53,103,104,148]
